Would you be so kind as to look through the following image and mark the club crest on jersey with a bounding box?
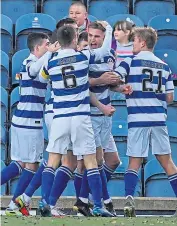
[107,58,114,70]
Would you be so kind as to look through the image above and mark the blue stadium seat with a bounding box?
[106,14,144,28]
[10,87,20,118]
[0,50,9,89]
[1,14,13,55]
[0,126,7,161]
[1,0,37,24]
[154,49,177,81]
[88,0,129,20]
[112,121,128,157]
[15,13,56,51]
[12,49,30,85]
[0,86,8,129]
[148,15,177,51]
[108,157,142,196]
[1,160,6,195]
[144,159,177,197]
[133,0,175,25]
[41,0,73,21]
[112,100,128,122]
[88,14,98,22]
[175,87,177,102]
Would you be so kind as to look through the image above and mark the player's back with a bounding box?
[125,51,174,129]
[12,54,47,129]
[47,49,90,118]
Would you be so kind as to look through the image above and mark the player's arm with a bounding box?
[165,72,174,104]
[89,72,121,86]
[27,42,59,78]
[39,63,50,83]
[90,91,115,116]
[110,84,133,95]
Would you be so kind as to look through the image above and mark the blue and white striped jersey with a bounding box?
[44,85,54,115]
[39,24,113,119]
[115,51,174,129]
[12,53,48,129]
[89,49,116,115]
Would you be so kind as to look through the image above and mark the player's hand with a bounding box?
[120,84,133,95]
[47,41,60,52]
[96,21,109,29]
[101,105,116,116]
[100,72,121,85]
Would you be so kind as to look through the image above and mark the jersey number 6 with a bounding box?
[62,66,77,89]
[142,69,162,93]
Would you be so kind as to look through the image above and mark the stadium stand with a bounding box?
[144,158,177,197]
[0,86,8,130]
[1,160,6,195]
[133,0,176,25]
[87,0,129,20]
[1,126,7,161]
[0,50,9,89]
[12,49,30,85]
[148,15,177,51]
[107,157,142,196]
[1,0,37,24]
[1,14,13,56]
[106,14,144,27]
[15,13,56,51]
[41,0,85,21]
[10,87,20,119]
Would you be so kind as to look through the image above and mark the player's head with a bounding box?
[88,22,106,49]
[57,25,78,49]
[113,20,134,44]
[27,32,50,58]
[132,27,157,54]
[77,31,88,51]
[69,2,87,27]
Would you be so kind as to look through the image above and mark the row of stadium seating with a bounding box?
[1,13,177,55]
[1,0,177,25]
[1,48,177,90]
[1,157,177,197]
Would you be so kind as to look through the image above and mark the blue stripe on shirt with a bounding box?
[126,91,166,101]
[90,85,109,93]
[127,106,166,114]
[130,59,170,72]
[119,61,130,75]
[90,55,115,65]
[20,80,47,89]
[128,121,166,129]
[50,67,89,81]
[128,74,167,85]
[20,95,45,104]
[14,109,43,118]
[48,54,88,70]
[90,96,110,107]
[53,96,90,109]
[53,82,89,96]
[54,112,90,119]
[12,122,42,129]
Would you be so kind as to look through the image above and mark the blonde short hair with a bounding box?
[133,27,158,49]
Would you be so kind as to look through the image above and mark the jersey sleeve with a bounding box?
[27,51,52,79]
[165,70,174,94]
[39,59,50,83]
[114,57,132,81]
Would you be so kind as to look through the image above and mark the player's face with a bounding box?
[77,40,88,51]
[37,39,50,57]
[133,35,145,54]
[114,26,130,43]
[69,5,87,27]
[88,28,105,49]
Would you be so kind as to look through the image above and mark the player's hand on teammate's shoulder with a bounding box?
[102,105,116,117]
[120,84,133,95]
[47,41,61,52]
[100,72,122,85]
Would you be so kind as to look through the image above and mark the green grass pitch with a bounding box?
[1,216,177,226]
